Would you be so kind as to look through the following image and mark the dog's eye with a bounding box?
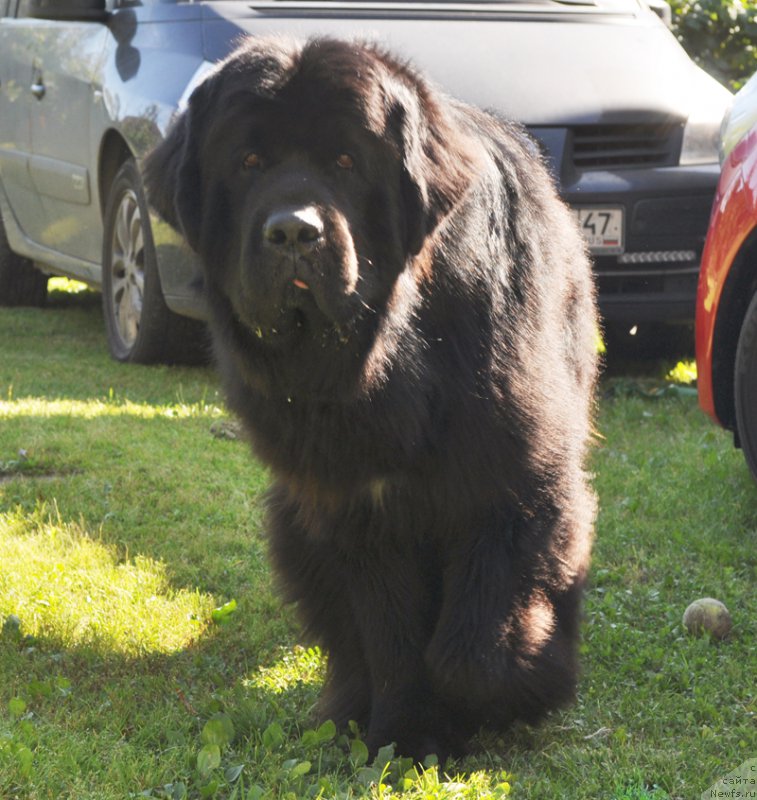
[243,152,264,170]
[335,153,354,170]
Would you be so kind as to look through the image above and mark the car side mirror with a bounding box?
[29,0,109,23]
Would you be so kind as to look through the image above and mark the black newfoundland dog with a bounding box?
[145,36,598,761]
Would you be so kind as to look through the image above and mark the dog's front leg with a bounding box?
[342,544,462,762]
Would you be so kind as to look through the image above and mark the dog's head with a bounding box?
[145,37,477,381]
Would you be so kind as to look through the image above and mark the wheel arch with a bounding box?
[711,226,757,432]
[98,130,134,220]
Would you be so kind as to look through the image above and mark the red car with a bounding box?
[696,72,757,482]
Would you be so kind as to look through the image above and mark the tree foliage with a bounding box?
[669,0,757,90]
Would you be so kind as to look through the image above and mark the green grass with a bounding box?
[1,288,755,799]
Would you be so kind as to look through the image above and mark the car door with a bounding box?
[25,2,109,267]
[0,0,47,243]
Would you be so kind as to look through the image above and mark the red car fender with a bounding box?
[696,127,757,425]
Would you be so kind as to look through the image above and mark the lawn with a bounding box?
[1,286,755,800]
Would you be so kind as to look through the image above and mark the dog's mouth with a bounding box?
[279,251,362,325]
[232,258,364,341]
[233,277,309,332]
[231,305,304,351]
[231,284,362,352]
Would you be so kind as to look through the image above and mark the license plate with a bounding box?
[574,207,624,254]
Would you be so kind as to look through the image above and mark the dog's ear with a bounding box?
[143,78,214,253]
[387,76,476,256]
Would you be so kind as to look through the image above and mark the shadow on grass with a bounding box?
[0,489,321,796]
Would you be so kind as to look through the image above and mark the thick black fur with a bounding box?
[145,36,598,761]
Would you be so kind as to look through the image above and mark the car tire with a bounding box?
[102,158,207,364]
[734,289,757,483]
[0,209,48,307]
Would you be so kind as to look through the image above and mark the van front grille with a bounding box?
[570,123,683,170]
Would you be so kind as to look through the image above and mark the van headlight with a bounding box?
[680,93,733,166]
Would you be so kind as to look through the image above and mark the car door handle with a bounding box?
[30,82,45,100]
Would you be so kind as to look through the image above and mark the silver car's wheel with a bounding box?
[102,158,207,364]
[109,187,145,350]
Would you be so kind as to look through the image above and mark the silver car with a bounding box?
[0,0,732,362]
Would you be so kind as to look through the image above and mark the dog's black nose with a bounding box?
[263,206,323,251]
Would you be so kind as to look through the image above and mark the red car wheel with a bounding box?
[734,289,757,483]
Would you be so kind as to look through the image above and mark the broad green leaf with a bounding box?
[163,783,187,800]
[290,760,311,778]
[201,713,235,747]
[211,599,238,624]
[197,744,221,776]
[356,767,381,786]
[224,764,244,783]
[373,743,395,772]
[300,728,318,748]
[301,719,336,748]
[350,739,369,767]
[15,744,33,778]
[315,719,336,743]
[199,780,219,798]
[8,697,26,718]
[261,721,284,750]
